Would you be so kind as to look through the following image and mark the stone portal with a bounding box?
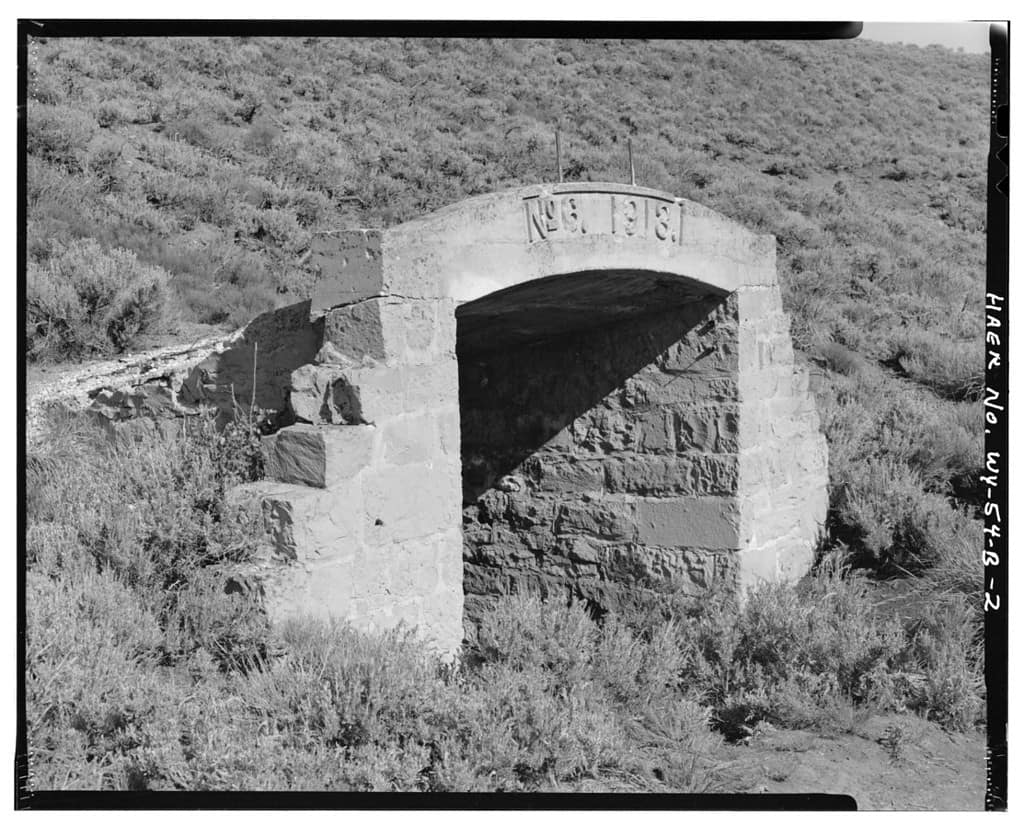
[83,182,829,654]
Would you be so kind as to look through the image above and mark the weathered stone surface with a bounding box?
[332,360,458,424]
[309,230,384,318]
[673,406,740,453]
[735,285,785,319]
[181,299,322,421]
[261,423,375,489]
[732,288,829,591]
[318,296,455,367]
[230,479,362,563]
[381,413,438,466]
[636,497,742,550]
[636,409,676,453]
[603,454,739,497]
[599,544,735,594]
[560,536,603,565]
[89,381,180,421]
[632,374,740,407]
[436,406,461,457]
[287,363,356,424]
[521,455,605,494]
[555,499,637,541]
[362,460,461,546]
[459,273,824,626]
[658,332,739,374]
[228,481,463,655]
[321,299,389,364]
[381,183,774,306]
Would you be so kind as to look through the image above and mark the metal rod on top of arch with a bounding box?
[556,130,563,183]
[628,138,636,186]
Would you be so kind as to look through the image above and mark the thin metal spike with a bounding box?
[556,130,563,183]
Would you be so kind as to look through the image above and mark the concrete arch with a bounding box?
[223,183,828,653]
[310,182,775,317]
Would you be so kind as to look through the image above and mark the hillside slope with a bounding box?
[25,35,987,578]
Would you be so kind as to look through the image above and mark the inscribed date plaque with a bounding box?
[523,190,683,245]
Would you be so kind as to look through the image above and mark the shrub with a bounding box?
[94,99,134,129]
[467,592,722,791]
[241,619,454,749]
[901,597,984,730]
[815,341,867,377]
[26,104,97,171]
[161,569,271,672]
[243,119,281,154]
[636,562,984,738]
[915,524,982,633]
[835,456,981,572]
[25,566,170,790]
[26,238,171,361]
[27,411,265,599]
[174,267,279,328]
[162,116,216,149]
[816,365,983,571]
[889,329,984,401]
[82,134,124,192]
[474,590,597,691]
[26,408,275,788]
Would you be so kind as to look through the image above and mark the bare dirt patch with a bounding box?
[714,712,985,810]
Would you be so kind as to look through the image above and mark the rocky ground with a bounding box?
[714,712,986,810]
[25,325,234,445]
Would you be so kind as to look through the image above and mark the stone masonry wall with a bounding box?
[734,287,830,586]
[459,295,744,633]
[231,294,465,655]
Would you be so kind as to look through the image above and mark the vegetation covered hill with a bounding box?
[24,35,988,794]
[26,37,986,354]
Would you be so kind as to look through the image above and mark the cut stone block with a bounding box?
[635,496,742,550]
[381,412,439,466]
[261,423,375,489]
[330,360,459,425]
[362,460,462,546]
[308,230,384,317]
[231,479,363,563]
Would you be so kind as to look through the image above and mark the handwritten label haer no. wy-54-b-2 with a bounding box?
[524,191,684,245]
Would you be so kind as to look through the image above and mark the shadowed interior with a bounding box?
[456,269,740,629]
[455,269,721,354]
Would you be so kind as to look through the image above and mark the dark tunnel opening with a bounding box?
[455,269,739,629]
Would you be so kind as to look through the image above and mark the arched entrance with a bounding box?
[229,183,828,652]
